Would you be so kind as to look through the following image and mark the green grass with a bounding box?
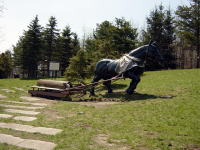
[0,69,200,149]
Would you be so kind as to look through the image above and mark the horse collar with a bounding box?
[125,54,141,62]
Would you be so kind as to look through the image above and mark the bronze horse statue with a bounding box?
[90,41,163,96]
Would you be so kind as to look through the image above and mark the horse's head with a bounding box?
[147,41,164,65]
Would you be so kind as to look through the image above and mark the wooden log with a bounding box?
[37,80,71,89]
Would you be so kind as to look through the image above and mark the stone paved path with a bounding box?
[13,116,37,122]
[20,96,41,101]
[0,104,44,110]
[0,95,62,149]
[0,94,7,99]
[0,114,12,118]
[0,122,62,135]
[0,100,47,106]
[0,113,36,122]
[0,133,56,150]
[4,108,40,115]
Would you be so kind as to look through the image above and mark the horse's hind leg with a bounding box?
[90,75,101,96]
[103,80,113,93]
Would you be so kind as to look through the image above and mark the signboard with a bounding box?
[49,62,60,71]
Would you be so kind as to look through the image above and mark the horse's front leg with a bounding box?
[90,75,101,96]
[103,80,113,93]
[126,74,141,95]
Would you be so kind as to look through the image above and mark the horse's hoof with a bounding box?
[108,89,113,93]
[89,93,95,97]
[126,89,133,95]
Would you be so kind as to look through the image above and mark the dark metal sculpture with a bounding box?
[90,40,163,95]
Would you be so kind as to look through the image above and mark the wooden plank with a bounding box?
[28,90,70,98]
[31,86,65,91]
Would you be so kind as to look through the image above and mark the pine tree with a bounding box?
[163,8,176,68]
[13,36,24,67]
[56,26,81,75]
[114,18,138,54]
[13,16,42,78]
[176,0,200,68]
[84,18,138,76]
[141,4,175,69]
[65,50,88,81]
[71,33,80,56]
[42,16,59,75]
[57,26,73,75]
[0,51,13,78]
[146,5,165,45]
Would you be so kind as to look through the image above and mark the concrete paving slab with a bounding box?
[4,109,40,115]
[0,94,7,99]
[0,133,24,145]
[20,96,41,101]
[30,127,62,135]
[0,104,44,110]
[0,100,48,106]
[0,113,12,118]
[0,122,34,132]
[17,139,56,150]
[0,133,56,150]
[0,122,62,135]
[13,116,37,122]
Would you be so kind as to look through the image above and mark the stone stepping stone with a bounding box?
[0,113,36,122]
[1,89,15,93]
[0,114,12,118]
[0,122,62,135]
[0,100,47,106]
[0,94,7,99]
[0,104,44,110]
[20,96,41,101]
[13,116,37,122]
[0,133,56,150]
[4,109,40,115]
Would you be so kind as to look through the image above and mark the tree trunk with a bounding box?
[196,28,200,68]
[197,48,200,68]
[196,0,200,68]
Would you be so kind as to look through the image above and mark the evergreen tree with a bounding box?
[94,20,117,58]
[57,26,74,75]
[176,0,200,68]
[141,4,175,69]
[164,9,175,45]
[146,5,165,45]
[92,18,138,56]
[114,18,138,54]
[83,18,138,76]
[71,33,80,56]
[65,50,87,81]
[13,16,42,78]
[13,36,24,67]
[163,8,176,68]
[0,51,13,78]
[42,16,59,74]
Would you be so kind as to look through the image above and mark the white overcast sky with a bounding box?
[0,0,189,53]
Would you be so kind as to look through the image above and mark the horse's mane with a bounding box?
[129,45,147,54]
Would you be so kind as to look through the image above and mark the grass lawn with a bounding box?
[0,69,199,150]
